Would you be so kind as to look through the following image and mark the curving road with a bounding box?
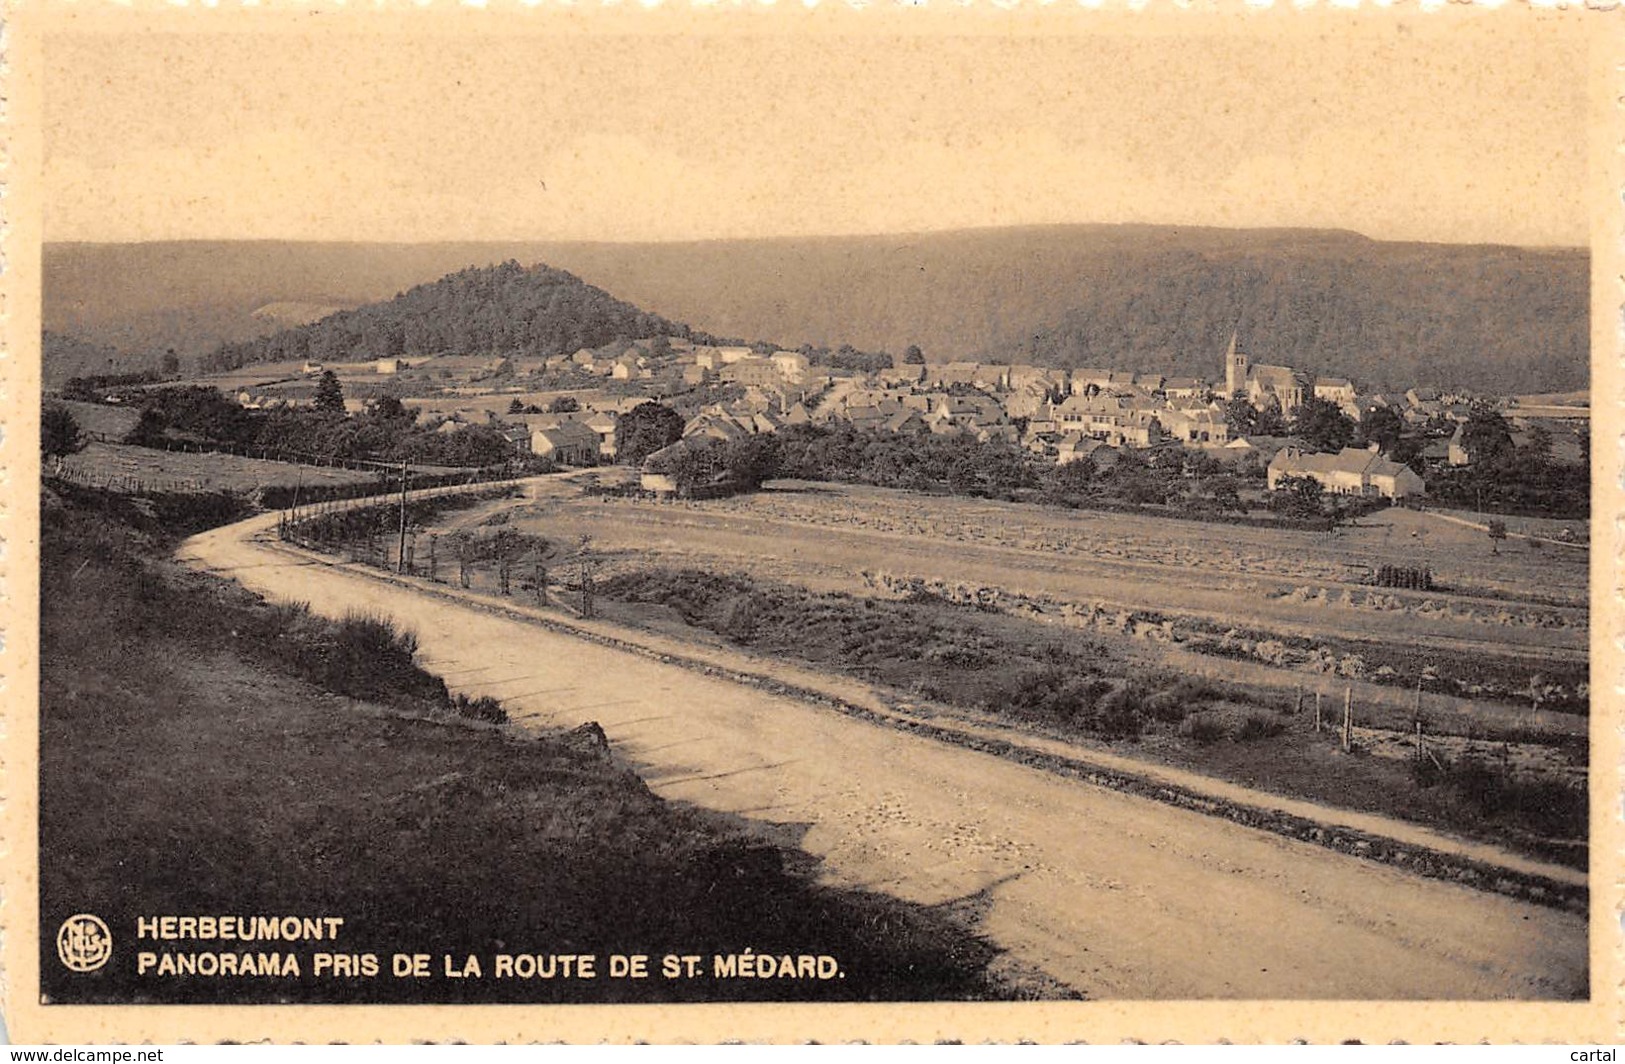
[179,507,1588,1000]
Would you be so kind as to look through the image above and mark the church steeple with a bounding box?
[1224,330,1249,400]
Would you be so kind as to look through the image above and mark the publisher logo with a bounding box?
[57,914,112,972]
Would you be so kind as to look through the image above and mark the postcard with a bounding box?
[1,2,1618,1044]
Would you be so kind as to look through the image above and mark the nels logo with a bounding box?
[56,914,112,973]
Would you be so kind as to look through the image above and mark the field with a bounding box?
[48,441,382,494]
[288,475,1589,868]
[490,478,1586,662]
[56,398,142,439]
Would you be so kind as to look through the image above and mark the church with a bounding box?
[1223,333,1311,416]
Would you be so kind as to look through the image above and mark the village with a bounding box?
[217,329,1587,506]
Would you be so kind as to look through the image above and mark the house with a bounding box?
[721,357,783,389]
[694,346,755,370]
[1447,423,1471,466]
[530,421,601,465]
[684,411,750,442]
[1161,377,1206,401]
[1105,412,1163,449]
[584,411,619,459]
[770,351,810,384]
[1268,445,1425,499]
[1417,438,1453,465]
[879,365,927,387]
[377,358,406,375]
[1315,378,1357,404]
[1162,408,1230,445]
[683,364,713,386]
[1055,434,1116,469]
[886,410,930,436]
[1006,365,1063,393]
[845,405,888,432]
[927,361,991,388]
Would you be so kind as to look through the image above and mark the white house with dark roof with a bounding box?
[1268,444,1425,499]
[530,420,601,465]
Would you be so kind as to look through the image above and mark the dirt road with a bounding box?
[180,512,1588,1000]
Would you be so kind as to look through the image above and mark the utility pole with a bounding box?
[1342,686,1354,753]
[397,459,410,574]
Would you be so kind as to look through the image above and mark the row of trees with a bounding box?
[631,419,1280,516]
[1426,405,1589,519]
[119,382,524,469]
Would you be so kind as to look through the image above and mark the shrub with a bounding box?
[1085,682,1148,739]
[451,693,508,724]
[264,599,315,640]
[1234,713,1286,742]
[1413,751,1587,839]
[716,593,763,644]
[1180,714,1228,745]
[304,610,447,707]
[1144,677,1220,723]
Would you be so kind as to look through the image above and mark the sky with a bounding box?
[42,13,1591,248]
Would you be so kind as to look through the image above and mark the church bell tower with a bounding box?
[1224,331,1248,401]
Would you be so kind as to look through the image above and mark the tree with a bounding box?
[160,349,181,378]
[1358,406,1406,455]
[903,344,925,365]
[1253,398,1288,437]
[1459,403,1514,465]
[548,395,580,414]
[124,408,167,447]
[1487,519,1508,555]
[721,434,781,490]
[1206,475,1246,513]
[1046,458,1098,503]
[1520,425,1554,466]
[508,398,525,414]
[1271,474,1325,518]
[1225,396,1259,437]
[313,370,346,414]
[41,404,86,458]
[369,395,412,421]
[1292,396,1355,453]
[617,401,685,465]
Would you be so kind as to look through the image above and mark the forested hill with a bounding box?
[200,261,691,373]
[50,227,1589,393]
[42,330,151,387]
[979,238,1587,394]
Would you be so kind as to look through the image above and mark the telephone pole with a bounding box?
[396,460,411,573]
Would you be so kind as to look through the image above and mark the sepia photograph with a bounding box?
[4,2,1617,1044]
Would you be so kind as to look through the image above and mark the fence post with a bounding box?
[1294,685,1303,716]
[1342,686,1353,752]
